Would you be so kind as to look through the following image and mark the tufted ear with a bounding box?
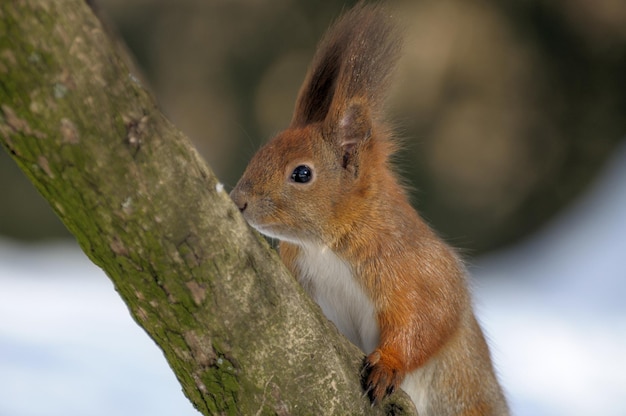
[337,101,371,146]
[291,44,342,126]
[290,3,400,129]
[331,100,372,171]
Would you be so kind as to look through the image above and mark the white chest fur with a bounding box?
[295,243,429,412]
[294,243,379,354]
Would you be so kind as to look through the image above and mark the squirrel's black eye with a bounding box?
[291,165,312,183]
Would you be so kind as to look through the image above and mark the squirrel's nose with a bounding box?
[229,188,248,212]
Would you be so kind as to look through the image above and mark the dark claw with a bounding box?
[361,353,400,405]
[367,387,378,406]
[361,358,372,385]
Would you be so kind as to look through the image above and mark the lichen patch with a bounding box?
[37,155,54,178]
[60,117,80,143]
[183,330,216,367]
[1,104,32,135]
[53,82,68,99]
[121,196,133,216]
[0,49,17,67]
[109,236,129,256]
[186,280,207,305]
[192,372,208,394]
[135,306,148,322]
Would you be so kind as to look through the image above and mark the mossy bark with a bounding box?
[0,2,414,415]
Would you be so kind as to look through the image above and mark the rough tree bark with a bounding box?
[0,1,415,415]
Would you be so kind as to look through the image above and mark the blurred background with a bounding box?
[1,0,625,415]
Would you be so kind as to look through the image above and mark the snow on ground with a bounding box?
[0,243,200,416]
[471,140,626,416]
[1,141,625,415]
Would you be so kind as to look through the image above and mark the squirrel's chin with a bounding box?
[248,222,313,246]
[247,221,285,240]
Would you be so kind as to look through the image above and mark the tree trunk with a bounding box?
[0,1,414,414]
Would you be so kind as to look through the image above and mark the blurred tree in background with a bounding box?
[2,0,624,257]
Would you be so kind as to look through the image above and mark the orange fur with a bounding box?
[231,3,508,414]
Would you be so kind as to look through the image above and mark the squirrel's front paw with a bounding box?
[361,349,404,404]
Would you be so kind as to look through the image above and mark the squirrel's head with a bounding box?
[230,101,392,245]
[230,4,401,246]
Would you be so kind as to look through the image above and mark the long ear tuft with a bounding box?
[291,3,402,129]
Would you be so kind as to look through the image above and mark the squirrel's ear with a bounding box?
[337,101,371,146]
[291,46,342,126]
[331,100,372,170]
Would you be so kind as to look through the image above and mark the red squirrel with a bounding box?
[230,3,509,414]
